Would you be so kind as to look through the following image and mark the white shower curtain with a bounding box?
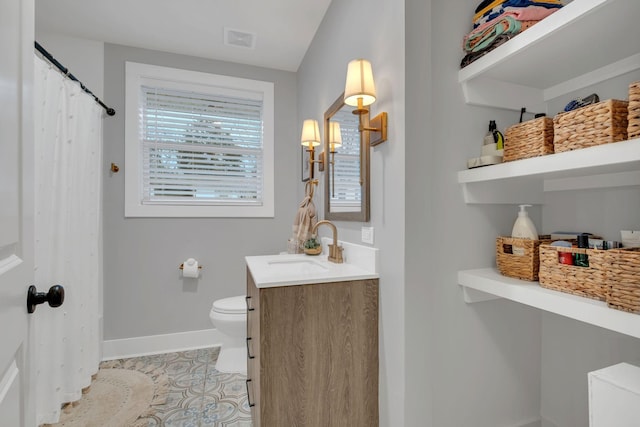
[33,55,103,425]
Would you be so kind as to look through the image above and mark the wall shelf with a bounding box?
[458,138,640,204]
[458,268,640,339]
[459,0,640,112]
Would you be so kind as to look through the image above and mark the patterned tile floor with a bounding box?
[105,347,252,427]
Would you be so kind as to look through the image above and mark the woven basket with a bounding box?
[628,81,640,140]
[504,117,554,162]
[539,245,608,301]
[605,248,640,314]
[553,99,628,153]
[496,236,551,281]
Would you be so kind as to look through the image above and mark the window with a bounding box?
[125,62,274,217]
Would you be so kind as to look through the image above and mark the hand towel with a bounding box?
[292,187,318,251]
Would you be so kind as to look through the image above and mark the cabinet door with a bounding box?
[260,279,379,427]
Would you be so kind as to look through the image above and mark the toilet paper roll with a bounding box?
[182,258,200,278]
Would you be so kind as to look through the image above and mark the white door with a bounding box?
[0,0,36,425]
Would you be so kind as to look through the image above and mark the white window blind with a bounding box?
[330,109,361,208]
[141,86,264,205]
[125,62,274,218]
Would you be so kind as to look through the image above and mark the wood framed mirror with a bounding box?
[323,92,370,222]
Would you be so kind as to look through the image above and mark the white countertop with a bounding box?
[246,238,379,288]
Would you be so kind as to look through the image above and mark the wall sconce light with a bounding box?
[329,121,342,152]
[300,118,324,180]
[344,59,388,146]
[328,121,342,196]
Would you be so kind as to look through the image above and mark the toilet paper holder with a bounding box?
[179,263,203,270]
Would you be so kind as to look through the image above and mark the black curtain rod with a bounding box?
[34,41,115,116]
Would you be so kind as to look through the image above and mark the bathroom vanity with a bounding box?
[245,242,379,427]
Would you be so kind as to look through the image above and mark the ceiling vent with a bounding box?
[224,28,257,49]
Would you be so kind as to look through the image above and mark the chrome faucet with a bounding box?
[311,220,344,264]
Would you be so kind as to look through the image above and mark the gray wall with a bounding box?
[102,44,299,339]
[296,0,406,425]
[409,0,544,426]
[405,0,434,426]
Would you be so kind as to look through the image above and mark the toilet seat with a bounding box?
[212,296,246,315]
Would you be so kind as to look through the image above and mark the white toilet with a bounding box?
[209,295,247,375]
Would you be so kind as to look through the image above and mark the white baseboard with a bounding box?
[540,417,559,427]
[505,417,541,427]
[102,328,222,361]
[518,419,541,427]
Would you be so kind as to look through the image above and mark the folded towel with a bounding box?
[474,0,507,24]
[461,20,541,68]
[465,6,559,45]
[473,0,562,27]
[461,34,516,68]
[504,0,563,7]
[475,0,499,14]
[475,4,560,28]
[518,19,540,31]
[465,16,522,53]
[504,4,560,19]
[474,0,563,18]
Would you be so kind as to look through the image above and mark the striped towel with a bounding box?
[473,0,563,28]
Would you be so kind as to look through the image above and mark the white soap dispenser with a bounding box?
[511,204,539,240]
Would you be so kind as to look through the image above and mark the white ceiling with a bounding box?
[35,0,333,72]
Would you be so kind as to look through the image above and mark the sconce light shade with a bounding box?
[300,119,321,147]
[329,121,342,147]
[344,59,377,107]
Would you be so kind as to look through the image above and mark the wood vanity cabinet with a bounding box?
[245,268,379,427]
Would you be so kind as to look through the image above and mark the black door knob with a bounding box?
[27,285,65,313]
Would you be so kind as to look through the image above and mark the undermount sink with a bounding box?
[266,258,328,274]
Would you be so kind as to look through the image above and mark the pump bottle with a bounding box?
[511,204,538,240]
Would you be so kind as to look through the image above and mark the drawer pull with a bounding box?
[245,296,255,311]
[246,337,255,359]
[246,378,255,407]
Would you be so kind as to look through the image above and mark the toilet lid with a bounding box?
[212,296,246,314]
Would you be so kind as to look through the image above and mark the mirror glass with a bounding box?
[324,93,370,222]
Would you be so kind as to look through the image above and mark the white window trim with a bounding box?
[124,61,274,218]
